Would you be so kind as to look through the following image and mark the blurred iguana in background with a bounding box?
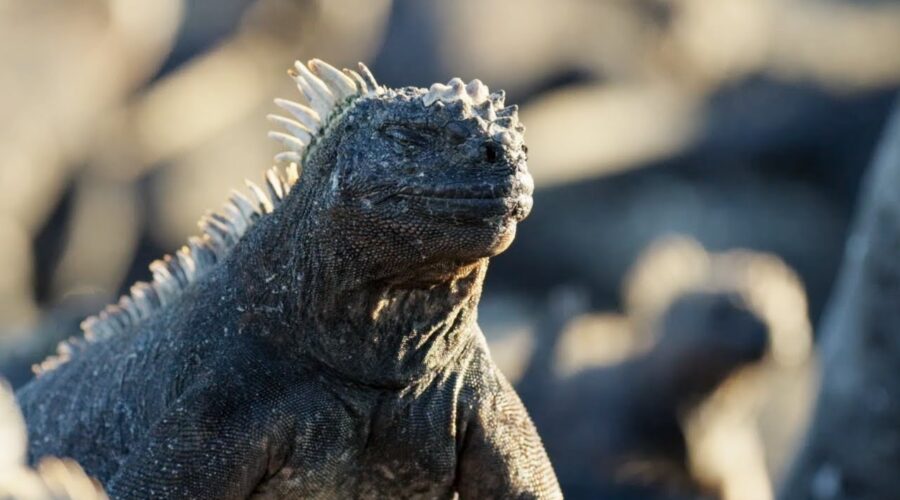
[519,289,767,499]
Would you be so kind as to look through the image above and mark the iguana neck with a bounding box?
[221,179,486,388]
[301,263,485,388]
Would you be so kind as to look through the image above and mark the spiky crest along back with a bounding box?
[34,58,523,375]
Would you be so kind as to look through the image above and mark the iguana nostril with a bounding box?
[484,142,499,163]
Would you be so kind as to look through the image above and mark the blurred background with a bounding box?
[0,0,898,498]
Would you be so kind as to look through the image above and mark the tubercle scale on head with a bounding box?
[422,77,523,147]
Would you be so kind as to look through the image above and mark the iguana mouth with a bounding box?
[387,171,533,221]
[396,191,533,221]
[394,170,534,201]
[396,184,517,200]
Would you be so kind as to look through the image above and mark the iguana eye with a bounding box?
[445,121,469,144]
[383,125,429,147]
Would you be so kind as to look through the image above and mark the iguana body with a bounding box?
[16,59,559,499]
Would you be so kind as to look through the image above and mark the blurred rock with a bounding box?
[373,0,661,98]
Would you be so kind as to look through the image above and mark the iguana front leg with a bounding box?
[456,373,562,499]
[105,381,291,499]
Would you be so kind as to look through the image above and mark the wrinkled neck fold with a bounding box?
[297,260,487,388]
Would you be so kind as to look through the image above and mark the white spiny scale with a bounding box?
[423,77,494,108]
[118,295,140,324]
[35,357,57,374]
[223,203,248,235]
[94,315,117,337]
[81,316,109,340]
[268,131,308,153]
[79,316,98,338]
[294,61,337,103]
[152,282,174,308]
[199,216,229,256]
[210,211,239,237]
[497,104,518,117]
[466,79,489,103]
[494,117,514,129]
[176,247,198,281]
[149,266,180,307]
[491,90,506,108]
[296,60,337,106]
[265,168,285,204]
[292,61,336,119]
[56,342,73,357]
[229,190,259,223]
[343,68,369,95]
[448,77,465,95]
[188,236,217,268]
[161,255,184,287]
[482,105,497,121]
[145,281,162,307]
[204,213,237,249]
[275,151,302,165]
[309,58,358,100]
[246,180,275,214]
[358,62,380,93]
[422,83,448,106]
[286,163,301,186]
[131,282,156,318]
[289,72,328,120]
[272,165,292,195]
[149,259,174,285]
[101,305,126,331]
[273,98,321,132]
[267,114,313,143]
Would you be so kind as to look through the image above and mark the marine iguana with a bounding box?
[16,59,560,499]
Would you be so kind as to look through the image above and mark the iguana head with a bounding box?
[269,60,532,281]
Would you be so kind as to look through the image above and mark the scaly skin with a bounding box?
[16,63,560,499]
